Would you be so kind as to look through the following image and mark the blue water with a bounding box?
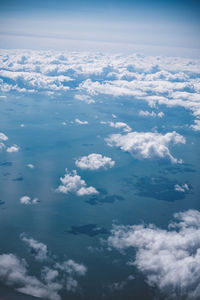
[0,91,200,299]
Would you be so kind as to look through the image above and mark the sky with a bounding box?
[0,0,200,57]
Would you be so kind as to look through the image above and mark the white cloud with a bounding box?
[55,260,87,292]
[0,233,87,298]
[56,259,87,276]
[74,94,95,104]
[56,169,98,196]
[0,142,6,150]
[6,144,20,153]
[108,121,132,132]
[75,118,88,125]
[75,153,115,170]
[191,119,200,131]
[139,110,164,118]
[20,196,39,205]
[174,183,189,193]
[105,131,185,163]
[27,163,34,169]
[0,132,8,141]
[108,209,200,299]
[21,234,48,261]
[0,253,62,300]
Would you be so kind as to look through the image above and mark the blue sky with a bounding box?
[0,0,200,57]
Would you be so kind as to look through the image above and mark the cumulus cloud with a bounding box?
[0,132,8,141]
[105,131,185,163]
[21,234,48,261]
[139,110,164,118]
[56,169,98,196]
[75,118,88,125]
[6,144,20,153]
[20,196,39,205]
[75,153,115,170]
[108,209,200,299]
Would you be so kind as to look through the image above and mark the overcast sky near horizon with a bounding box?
[0,0,200,57]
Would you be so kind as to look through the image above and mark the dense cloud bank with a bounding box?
[0,50,200,130]
[108,209,200,299]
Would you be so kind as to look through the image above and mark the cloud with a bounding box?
[56,169,98,196]
[6,144,20,153]
[21,234,48,261]
[191,120,200,131]
[0,142,6,150]
[27,163,34,169]
[20,195,39,205]
[55,259,87,276]
[101,121,132,132]
[105,131,185,163]
[0,233,88,299]
[55,260,87,292]
[74,94,95,104]
[75,153,115,170]
[108,209,200,299]
[0,132,8,141]
[174,183,189,193]
[0,253,62,300]
[139,110,164,118]
[75,118,88,125]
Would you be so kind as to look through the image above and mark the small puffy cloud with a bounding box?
[27,163,34,169]
[105,131,185,164]
[21,234,48,261]
[20,195,39,205]
[108,209,200,299]
[174,183,189,193]
[61,121,67,126]
[6,144,20,153]
[75,153,115,170]
[191,119,200,131]
[139,110,164,118]
[20,124,25,127]
[56,259,87,276]
[108,121,132,132]
[0,132,8,141]
[75,118,88,125]
[56,169,98,196]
